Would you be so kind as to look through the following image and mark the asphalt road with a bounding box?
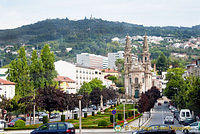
[146,102,183,134]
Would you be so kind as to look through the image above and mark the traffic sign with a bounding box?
[114,125,122,132]
[112,110,116,115]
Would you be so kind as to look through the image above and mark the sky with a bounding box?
[0,0,200,29]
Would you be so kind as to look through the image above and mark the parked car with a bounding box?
[183,121,200,134]
[173,110,180,119]
[82,108,87,112]
[16,117,26,122]
[164,115,174,124]
[39,113,49,121]
[8,118,20,127]
[132,125,176,134]
[31,122,75,134]
[179,109,192,124]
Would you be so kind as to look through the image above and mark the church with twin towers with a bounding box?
[124,34,152,99]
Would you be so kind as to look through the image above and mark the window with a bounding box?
[135,78,138,84]
[58,123,66,130]
[181,112,185,117]
[39,124,48,130]
[49,124,57,130]
[145,57,147,62]
[186,112,190,117]
[142,78,144,83]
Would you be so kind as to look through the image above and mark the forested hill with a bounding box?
[0,18,200,46]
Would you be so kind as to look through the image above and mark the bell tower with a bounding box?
[142,33,152,92]
[124,35,133,98]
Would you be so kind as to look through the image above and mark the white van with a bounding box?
[179,109,192,123]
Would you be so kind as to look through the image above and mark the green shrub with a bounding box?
[114,104,116,107]
[84,113,87,118]
[61,115,65,122]
[97,111,101,115]
[111,105,113,109]
[43,116,48,124]
[118,114,123,120]
[14,120,25,127]
[98,120,108,126]
[135,111,138,114]
[74,114,78,119]
[92,111,95,116]
[125,113,128,119]
[104,109,108,112]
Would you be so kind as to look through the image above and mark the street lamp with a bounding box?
[77,95,83,134]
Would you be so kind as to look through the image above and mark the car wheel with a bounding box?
[183,129,189,134]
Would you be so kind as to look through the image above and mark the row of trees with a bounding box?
[138,86,161,113]
[163,68,200,115]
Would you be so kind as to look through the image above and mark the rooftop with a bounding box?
[54,76,75,83]
[0,79,15,85]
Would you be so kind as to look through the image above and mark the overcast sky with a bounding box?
[0,0,200,29]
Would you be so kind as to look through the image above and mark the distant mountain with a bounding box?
[0,18,200,46]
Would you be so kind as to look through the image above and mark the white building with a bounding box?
[0,79,15,99]
[108,51,124,69]
[76,53,108,69]
[55,60,112,92]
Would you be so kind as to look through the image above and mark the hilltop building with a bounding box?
[124,34,152,99]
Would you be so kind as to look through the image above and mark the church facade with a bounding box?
[124,35,152,99]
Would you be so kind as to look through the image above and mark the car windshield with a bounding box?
[186,112,190,117]
[11,118,18,122]
[181,112,185,117]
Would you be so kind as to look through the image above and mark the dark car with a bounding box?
[133,125,176,134]
[158,103,162,106]
[31,122,75,134]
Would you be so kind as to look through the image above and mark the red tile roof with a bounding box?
[100,69,118,73]
[54,76,75,83]
[0,79,15,85]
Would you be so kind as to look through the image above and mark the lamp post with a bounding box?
[77,95,83,134]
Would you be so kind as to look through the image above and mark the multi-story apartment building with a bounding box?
[76,53,108,69]
[108,51,124,69]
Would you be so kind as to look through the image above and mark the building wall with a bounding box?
[77,53,108,69]
[0,68,8,80]
[59,81,76,94]
[0,85,15,99]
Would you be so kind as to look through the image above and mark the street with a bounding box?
[1,101,184,134]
